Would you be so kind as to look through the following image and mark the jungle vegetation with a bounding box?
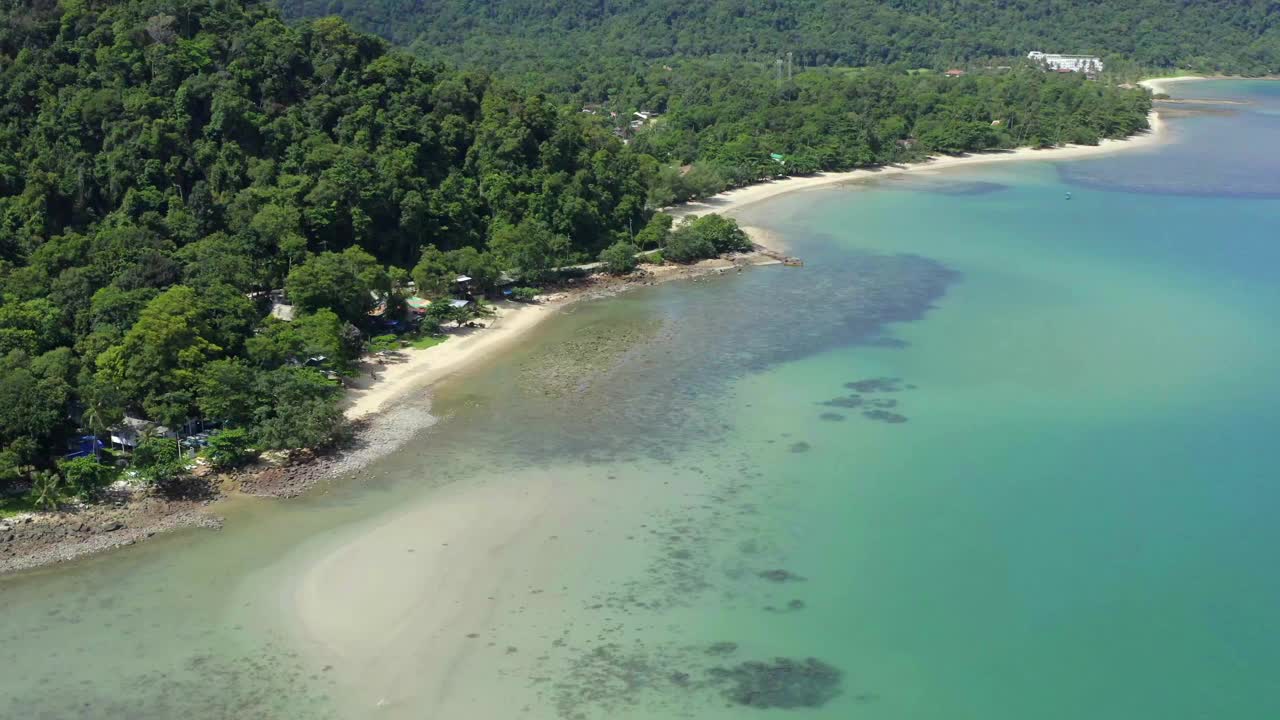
[0,0,1158,501]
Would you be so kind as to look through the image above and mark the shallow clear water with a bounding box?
[3,81,1280,719]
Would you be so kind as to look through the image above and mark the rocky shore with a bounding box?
[232,403,440,498]
[0,489,222,576]
[0,404,440,577]
[0,249,788,578]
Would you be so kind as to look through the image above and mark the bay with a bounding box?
[3,80,1278,719]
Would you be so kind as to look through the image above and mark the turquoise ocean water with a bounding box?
[2,80,1279,719]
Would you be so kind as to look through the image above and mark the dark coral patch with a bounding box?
[709,657,843,709]
[844,377,903,393]
[757,569,805,583]
[819,395,863,408]
[863,410,908,424]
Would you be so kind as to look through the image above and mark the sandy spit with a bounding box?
[1140,75,1208,95]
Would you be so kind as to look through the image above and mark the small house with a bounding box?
[269,288,295,321]
[109,416,164,450]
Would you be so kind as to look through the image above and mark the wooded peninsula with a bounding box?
[3,0,1267,514]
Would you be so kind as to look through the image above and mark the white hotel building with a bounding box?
[1027,51,1104,74]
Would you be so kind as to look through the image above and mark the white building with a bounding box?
[1027,51,1104,74]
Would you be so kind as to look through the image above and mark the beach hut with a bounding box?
[455,274,476,297]
[109,416,171,450]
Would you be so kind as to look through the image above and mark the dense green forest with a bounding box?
[0,0,1152,505]
[277,0,1280,78]
[0,0,649,498]
[623,66,1150,197]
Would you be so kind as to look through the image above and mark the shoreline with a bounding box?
[1140,75,1208,95]
[0,85,1183,578]
[1139,74,1280,95]
[341,252,784,423]
[670,110,1168,225]
[342,301,556,422]
[0,252,778,576]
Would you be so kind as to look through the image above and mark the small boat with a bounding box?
[1065,192,1072,200]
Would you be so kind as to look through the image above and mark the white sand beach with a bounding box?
[341,256,778,421]
[1140,75,1207,95]
[671,110,1168,225]
[343,300,555,420]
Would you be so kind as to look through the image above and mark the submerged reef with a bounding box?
[708,657,843,709]
[549,640,847,717]
[844,377,904,393]
[820,376,916,424]
[757,569,805,583]
[706,642,740,657]
[764,598,807,613]
[819,395,864,408]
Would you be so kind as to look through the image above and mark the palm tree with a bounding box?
[30,470,62,511]
[81,403,107,460]
[134,424,161,455]
[82,385,124,457]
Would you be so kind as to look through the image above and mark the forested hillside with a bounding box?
[278,0,1280,77]
[629,66,1151,201]
[0,0,649,493]
[0,0,1150,502]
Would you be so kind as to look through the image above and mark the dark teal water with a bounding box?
[2,80,1278,719]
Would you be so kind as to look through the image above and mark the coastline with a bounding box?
[341,252,782,423]
[0,253,776,576]
[343,301,556,421]
[1140,75,1207,95]
[0,90,1177,578]
[671,110,1168,225]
